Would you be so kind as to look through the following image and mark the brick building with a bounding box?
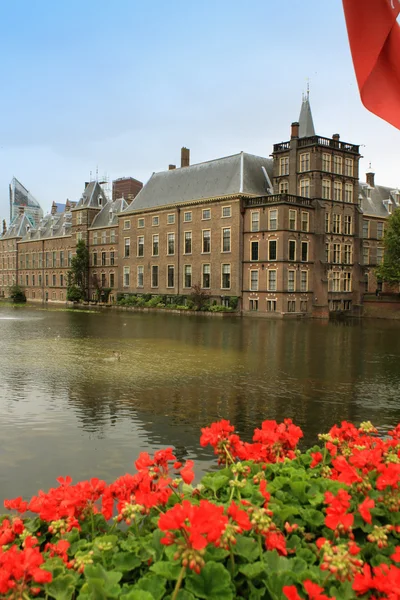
[112,177,143,202]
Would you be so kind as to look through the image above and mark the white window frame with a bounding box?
[222,206,231,218]
[202,208,211,220]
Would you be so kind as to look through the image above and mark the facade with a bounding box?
[0,97,398,316]
[9,177,43,226]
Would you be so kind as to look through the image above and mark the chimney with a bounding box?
[65,199,70,211]
[181,147,190,168]
[291,122,299,139]
[366,171,375,187]
[332,133,340,141]
[169,164,176,170]
[51,201,57,215]
[2,219,6,235]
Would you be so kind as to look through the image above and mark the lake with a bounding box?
[1,305,400,506]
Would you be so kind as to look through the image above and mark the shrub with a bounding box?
[2,419,400,599]
[189,283,211,310]
[66,285,82,303]
[146,296,163,308]
[229,296,239,310]
[9,284,26,303]
[209,304,233,312]
[175,295,187,306]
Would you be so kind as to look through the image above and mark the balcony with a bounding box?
[244,194,313,208]
[273,137,359,154]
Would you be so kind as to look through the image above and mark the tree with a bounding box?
[9,284,26,303]
[67,240,89,301]
[375,209,400,286]
[189,283,210,310]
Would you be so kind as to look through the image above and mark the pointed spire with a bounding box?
[298,91,315,138]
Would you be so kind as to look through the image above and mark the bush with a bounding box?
[9,284,26,303]
[209,304,233,312]
[145,296,163,308]
[229,296,239,310]
[2,419,400,599]
[175,295,187,306]
[66,285,82,302]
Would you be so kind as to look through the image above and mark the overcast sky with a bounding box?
[1,0,399,220]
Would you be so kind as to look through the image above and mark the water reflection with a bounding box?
[1,306,400,504]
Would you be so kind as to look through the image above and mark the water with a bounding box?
[1,305,400,506]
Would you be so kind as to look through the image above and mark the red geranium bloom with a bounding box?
[227,501,251,532]
[331,456,362,485]
[358,497,375,524]
[180,460,195,485]
[391,547,400,562]
[324,489,354,533]
[376,463,400,491]
[310,452,323,468]
[303,580,334,600]
[283,585,302,600]
[265,531,287,556]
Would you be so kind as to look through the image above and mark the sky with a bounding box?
[1,0,399,220]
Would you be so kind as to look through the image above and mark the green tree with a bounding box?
[9,284,26,303]
[375,209,400,285]
[67,240,89,301]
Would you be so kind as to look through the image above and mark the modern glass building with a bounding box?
[9,177,43,226]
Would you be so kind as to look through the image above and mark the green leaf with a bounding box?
[134,574,166,600]
[300,508,325,528]
[289,481,308,503]
[45,574,75,600]
[84,564,122,599]
[239,561,267,580]
[120,591,154,600]
[113,552,142,572]
[201,474,230,494]
[264,550,290,573]
[233,535,259,562]
[150,561,184,581]
[185,561,233,600]
[204,545,230,562]
[165,592,195,600]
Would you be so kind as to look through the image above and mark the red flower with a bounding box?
[358,497,375,524]
[376,463,400,490]
[265,531,287,556]
[352,564,374,595]
[324,489,354,533]
[227,501,251,532]
[180,460,195,485]
[331,456,362,485]
[200,420,235,448]
[303,580,334,599]
[283,585,302,600]
[391,547,400,562]
[4,496,28,513]
[310,452,323,468]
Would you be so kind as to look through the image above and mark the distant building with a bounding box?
[9,177,43,226]
[112,177,143,202]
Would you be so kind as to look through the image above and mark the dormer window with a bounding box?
[98,195,103,206]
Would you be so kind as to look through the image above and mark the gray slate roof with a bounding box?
[1,213,33,239]
[90,198,128,228]
[359,181,400,218]
[124,152,273,213]
[19,210,73,241]
[299,96,316,138]
[74,181,108,209]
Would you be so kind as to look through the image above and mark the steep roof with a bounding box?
[19,210,73,241]
[74,181,108,209]
[298,95,316,138]
[359,181,400,218]
[124,152,273,214]
[90,198,128,228]
[1,213,33,239]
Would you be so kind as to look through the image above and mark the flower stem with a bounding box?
[171,565,186,600]
[258,535,264,561]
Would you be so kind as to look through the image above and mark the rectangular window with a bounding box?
[299,153,310,172]
[101,273,106,287]
[363,246,369,265]
[32,274,35,286]
[110,273,115,288]
[333,181,342,201]
[251,211,260,232]
[344,244,352,264]
[288,300,296,312]
[184,211,192,222]
[269,239,277,261]
[299,179,310,198]
[268,270,277,291]
[344,215,352,235]
[45,252,50,267]
[124,219,131,230]
[167,213,175,225]
[279,180,289,194]
[249,299,258,311]
[93,232,98,244]
[300,270,308,292]
[60,274,64,287]
[184,231,192,254]
[110,230,116,243]
[222,228,231,252]
[377,247,384,265]
[101,251,106,266]
[377,222,384,239]
[52,251,56,267]
[279,156,289,176]
[167,265,175,288]
[333,243,341,263]
[52,274,56,286]
[137,266,144,287]
[269,209,278,230]
[167,233,175,255]
[137,236,144,257]
[25,254,29,268]
[152,234,159,256]
[202,208,211,220]
[332,271,341,292]
[26,274,29,286]
[39,253,43,268]
[301,241,309,262]
[110,251,115,265]
[288,270,295,292]
[202,264,210,289]
[322,153,331,172]
[345,183,353,203]
[288,240,296,261]
[77,232,83,242]
[363,220,370,238]
[325,212,330,233]
[267,300,276,312]
[151,265,159,288]
[123,267,130,287]
[343,272,352,292]
[333,155,342,174]
[251,241,259,261]
[124,238,130,258]
[332,214,341,234]
[289,209,296,230]
[301,211,309,232]
[101,231,106,244]
[184,265,192,288]
[45,274,48,286]
[221,264,231,289]
[93,252,98,266]
[322,179,331,200]
[68,251,72,267]
[250,270,259,291]
[138,218,145,228]
[152,216,159,226]
[60,251,64,267]
[202,230,211,253]
[344,158,353,177]
[222,206,231,218]
[32,253,36,268]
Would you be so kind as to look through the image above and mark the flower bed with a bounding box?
[2,419,400,599]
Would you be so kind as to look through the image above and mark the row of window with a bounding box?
[124,229,232,258]
[278,179,353,202]
[327,271,353,292]
[19,251,73,269]
[278,155,354,177]
[250,240,310,262]
[250,209,310,232]
[325,213,353,235]
[19,272,116,288]
[325,243,353,264]
[92,250,116,266]
[363,220,384,239]
[122,264,232,290]
[92,230,116,244]
[250,269,309,292]
[249,298,308,313]
[363,246,384,265]
[123,206,232,231]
